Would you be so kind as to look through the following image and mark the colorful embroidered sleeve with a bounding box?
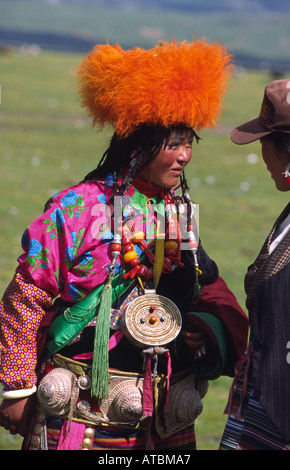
[16,182,116,300]
[0,273,53,390]
[0,180,116,389]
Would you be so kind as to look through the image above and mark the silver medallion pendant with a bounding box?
[120,289,182,348]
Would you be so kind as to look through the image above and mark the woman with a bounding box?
[0,39,248,450]
[220,79,290,450]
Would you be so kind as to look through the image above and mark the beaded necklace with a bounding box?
[110,178,200,288]
[91,178,201,399]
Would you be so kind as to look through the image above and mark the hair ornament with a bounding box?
[78,38,233,138]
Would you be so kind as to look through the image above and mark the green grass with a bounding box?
[0,48,289,450]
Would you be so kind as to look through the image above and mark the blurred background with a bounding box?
[1,0,290,71]
[0,0,289,450]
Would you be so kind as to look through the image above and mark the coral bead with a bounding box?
[111,243,122,252]
[138,265,148,277]
[122,228,132,244]
[129,265,140,278]
[165,248,176,257]
[122,227,131,237]
[149,316,157,324]
[144,269,153,280]
[124,250,138,263]
[129,257,140,267]
[124,244,134,253]
[132,231,145,243]
[122,235,131,245]
[164,240,178,250]
[163,257,172,269]
[188,239,198,249]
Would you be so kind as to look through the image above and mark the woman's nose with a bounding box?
[177,146,192,164]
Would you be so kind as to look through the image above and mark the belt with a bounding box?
[37,354,208,438]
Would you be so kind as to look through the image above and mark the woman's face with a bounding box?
[138,139,193,188]
[261,137,290,191]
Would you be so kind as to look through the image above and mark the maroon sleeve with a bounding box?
[191,275,249,376]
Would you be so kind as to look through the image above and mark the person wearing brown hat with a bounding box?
[220,79,290,450]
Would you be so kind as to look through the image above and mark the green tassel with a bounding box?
[91,279,113,399]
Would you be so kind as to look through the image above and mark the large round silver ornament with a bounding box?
[99,378,144,423]
[120,293,182,348]
[164,375,206,435]
[37,368,79,416]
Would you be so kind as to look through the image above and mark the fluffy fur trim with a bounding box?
[78,38,233,137]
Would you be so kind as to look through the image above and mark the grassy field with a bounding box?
[0,47,289,450]
[1,0,290,62]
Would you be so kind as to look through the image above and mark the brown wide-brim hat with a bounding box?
[231,79,290,144]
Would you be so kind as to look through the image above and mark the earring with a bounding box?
[129,151,143,173]
[283,163,290,184]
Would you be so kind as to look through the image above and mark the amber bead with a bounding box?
[164,240,178,250]
[124,250,138,263]
[132,231,145,243]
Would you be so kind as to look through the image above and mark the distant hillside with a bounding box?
[46,0,290,13]
[1,0,290,71]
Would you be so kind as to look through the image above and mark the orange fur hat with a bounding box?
[78,38,233,138]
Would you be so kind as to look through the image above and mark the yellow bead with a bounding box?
[132,231,145,243]
[123,250,138,263]
[164,240,178,250]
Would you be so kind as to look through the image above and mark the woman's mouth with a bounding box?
[171,167,183,175]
